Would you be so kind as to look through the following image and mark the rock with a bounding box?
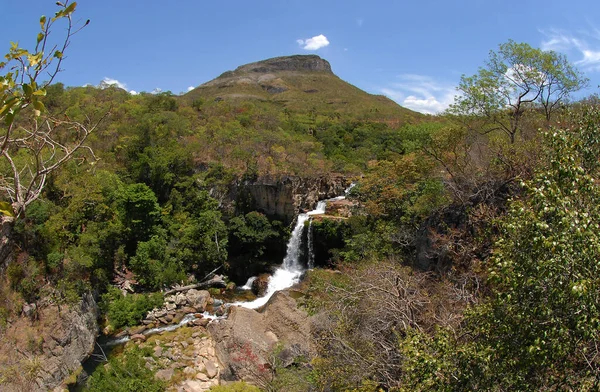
[175,293,188,306]
[192,318,209,327]
[154,309,167,318]
[22,302,37,318]
[226,282,236,291]
[204,361,218,378]
[155,368,174,381]
[265,331,279,344]
[196,372,209,381]
[166,302,177,311]
[182,306,197,314]
[165,314,174,323]
[153,346,163,357]
[209,290,312,383]
[131,334,146,342]
[129,325,147,335]
[0,292,99,391]
[183,366,196,375]
[182,380,206,392]
[251,274,270,296]
[172,312,185,324]
[185,289,210,312]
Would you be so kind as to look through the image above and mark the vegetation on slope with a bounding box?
[1,3,599,391]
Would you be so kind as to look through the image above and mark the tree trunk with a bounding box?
[0,215,15,273]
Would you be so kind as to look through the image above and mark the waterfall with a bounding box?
[236,196,341,309]
[307,219,315,269]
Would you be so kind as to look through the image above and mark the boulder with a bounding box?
[251,274,270,296]
[209,290,312,383]
[22,302,37,318]
[131,334,146,342]
[175,293,188,306]
[155,368,174,381]
[205,360,218,378]
[185,289,210,311]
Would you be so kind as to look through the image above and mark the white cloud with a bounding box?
[381,74,457,114]
[95,78,138,95]
[187,86,195,92]
[151,88,162,95]
[541,28,600,71]
[101,77,127,90]
[297,34,330,50]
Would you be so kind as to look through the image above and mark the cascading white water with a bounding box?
[240,276,257,290]
[236,199,333,309]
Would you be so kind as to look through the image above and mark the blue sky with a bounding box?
[2,0,600,114]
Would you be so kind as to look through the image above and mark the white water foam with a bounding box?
[240,276,257,290]
[235,192,349,310]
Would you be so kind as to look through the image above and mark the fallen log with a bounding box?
[164,273,226,295]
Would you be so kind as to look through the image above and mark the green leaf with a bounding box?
[36,32,44,44]
[64,2,77,14]
[5,109,16,126]
[39,15,47,31]
[0,202,14,217]
[54,50,63,59]
[22,83,33,97]
[33,100,46,116]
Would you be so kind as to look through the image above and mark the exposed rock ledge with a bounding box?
[0,293,98,392]
[230,175,349,222]
[209,290,312,384]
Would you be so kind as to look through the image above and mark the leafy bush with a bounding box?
[85,346,165,392]
[101,287,163,330]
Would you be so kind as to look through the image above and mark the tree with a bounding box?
[0,1,99,219]
[398,106,600,391]
[450,40,587,143]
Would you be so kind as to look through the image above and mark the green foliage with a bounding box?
[116,182,161,251]
[229,211,281,260]
[100,287,163,330]
[397,107,600,391]
[129,234,184,290]
[85,346,165,392]
[0,2,93,218]
[450,40,588,143]
[6,256,43,303]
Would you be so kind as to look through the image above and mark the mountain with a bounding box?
[184,55,424,124]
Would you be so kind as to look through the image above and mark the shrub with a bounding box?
[101,287,163,330]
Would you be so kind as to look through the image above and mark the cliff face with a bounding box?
[231,175,348,222]
[205,55,333,87]
[0,293,98,392]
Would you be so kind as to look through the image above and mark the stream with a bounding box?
[76,186,353,388]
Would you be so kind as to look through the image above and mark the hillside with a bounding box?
[185,55,424,125]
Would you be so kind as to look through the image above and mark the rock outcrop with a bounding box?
[204,55,333,88]
[137,326,221,391]
[209,291,312,383]
[231,175,348,222]
[140,289,217,331]
[0,293,98,392]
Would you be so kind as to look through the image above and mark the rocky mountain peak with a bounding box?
[217,55,332,79]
